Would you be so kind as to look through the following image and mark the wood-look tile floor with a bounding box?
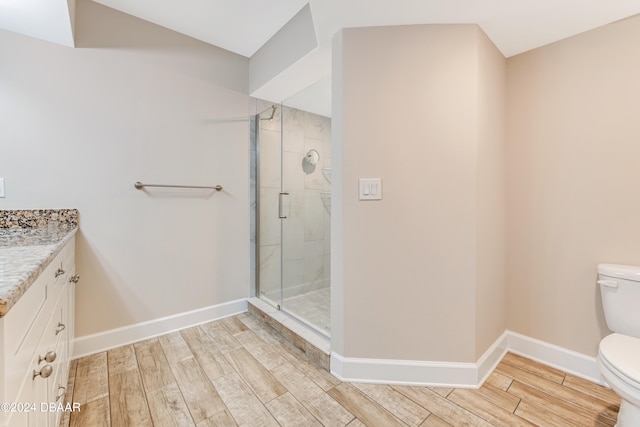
[61,313,620,427]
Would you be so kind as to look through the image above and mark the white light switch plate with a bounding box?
[359,178,382,200]
[0,178,5,198]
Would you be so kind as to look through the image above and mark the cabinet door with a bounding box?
[12,356,50,427]
[9,380,31,427]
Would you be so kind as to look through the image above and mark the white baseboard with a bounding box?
[330,330,603,388]
[505,330,605,386]
[73,299,247,359]
[73,301,605,389]
[477,330,510,385]
[331,331,509,388]
[331,353,481,388]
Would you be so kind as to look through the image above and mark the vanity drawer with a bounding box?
[4,239,70,356]
[2,287,51,405]
[4,264,50,356]
[6,237,73,356]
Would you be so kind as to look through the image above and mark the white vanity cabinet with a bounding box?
[0,236,76,427]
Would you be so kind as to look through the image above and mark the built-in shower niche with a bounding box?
[254,100,332,338]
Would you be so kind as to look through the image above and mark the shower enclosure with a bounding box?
[251,98,331,337]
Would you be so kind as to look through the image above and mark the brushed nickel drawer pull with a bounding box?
[38,351,57,364]
[33,364,53,380]
[56,386,66,401]
[55,322,66,335]
[55,267,65,278]
[69,274,80,284]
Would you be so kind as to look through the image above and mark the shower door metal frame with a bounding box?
[254,105,284,311]
[253,112,261,301]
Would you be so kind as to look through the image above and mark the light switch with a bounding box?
[0,178,4,198]
[359,178,382,200]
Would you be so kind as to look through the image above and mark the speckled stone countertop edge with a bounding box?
[0,209,78,229]
[0,227,77,317]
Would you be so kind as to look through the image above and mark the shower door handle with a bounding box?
[279,192,290,219]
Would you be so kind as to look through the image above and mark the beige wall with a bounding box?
[506,14,640,356]
[333,24,506,362]
[0,0,250,337]
[475,28,507,358]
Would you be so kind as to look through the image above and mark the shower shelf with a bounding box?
[321,168,331,184]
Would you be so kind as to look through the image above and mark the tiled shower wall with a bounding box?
[257,105,332,303]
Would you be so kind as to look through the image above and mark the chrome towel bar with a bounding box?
[134,182,223,191]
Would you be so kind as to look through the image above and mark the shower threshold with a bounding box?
[247,297,330,370]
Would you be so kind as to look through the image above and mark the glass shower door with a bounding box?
[279,102,331,336]
[280,105,307,316]
[255,91,332,337]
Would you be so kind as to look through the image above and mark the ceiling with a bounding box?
[3,0,640,115]
[89,0,640,59]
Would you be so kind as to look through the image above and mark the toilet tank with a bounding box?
[598,264,640,338]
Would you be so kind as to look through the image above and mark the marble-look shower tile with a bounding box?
[322,116,332,138]
[304,240,324,287]
[259,244,281,300]
[304,192,324,241]
[304,111,330,141]
[282,204,304,262]
[288,189,304,208]
[282,151,305,192]
[323,139,332,169]
[282,259,305,296]
[324,255,331,288]
[323,210,331,254]
[320,193,331,218]
[322,169,331,191]
[282,288,331,335]
[259,129,281,188]
[282,106,305,153]
[259,188,281,247]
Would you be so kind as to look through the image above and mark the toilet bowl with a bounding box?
[597,264,640,427]
[597,333,640,426]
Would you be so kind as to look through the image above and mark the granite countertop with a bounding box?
[0,209,79,317]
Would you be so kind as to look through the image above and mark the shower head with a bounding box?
[259,105,277,121]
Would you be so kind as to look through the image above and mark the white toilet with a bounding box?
[597,264,640,426]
